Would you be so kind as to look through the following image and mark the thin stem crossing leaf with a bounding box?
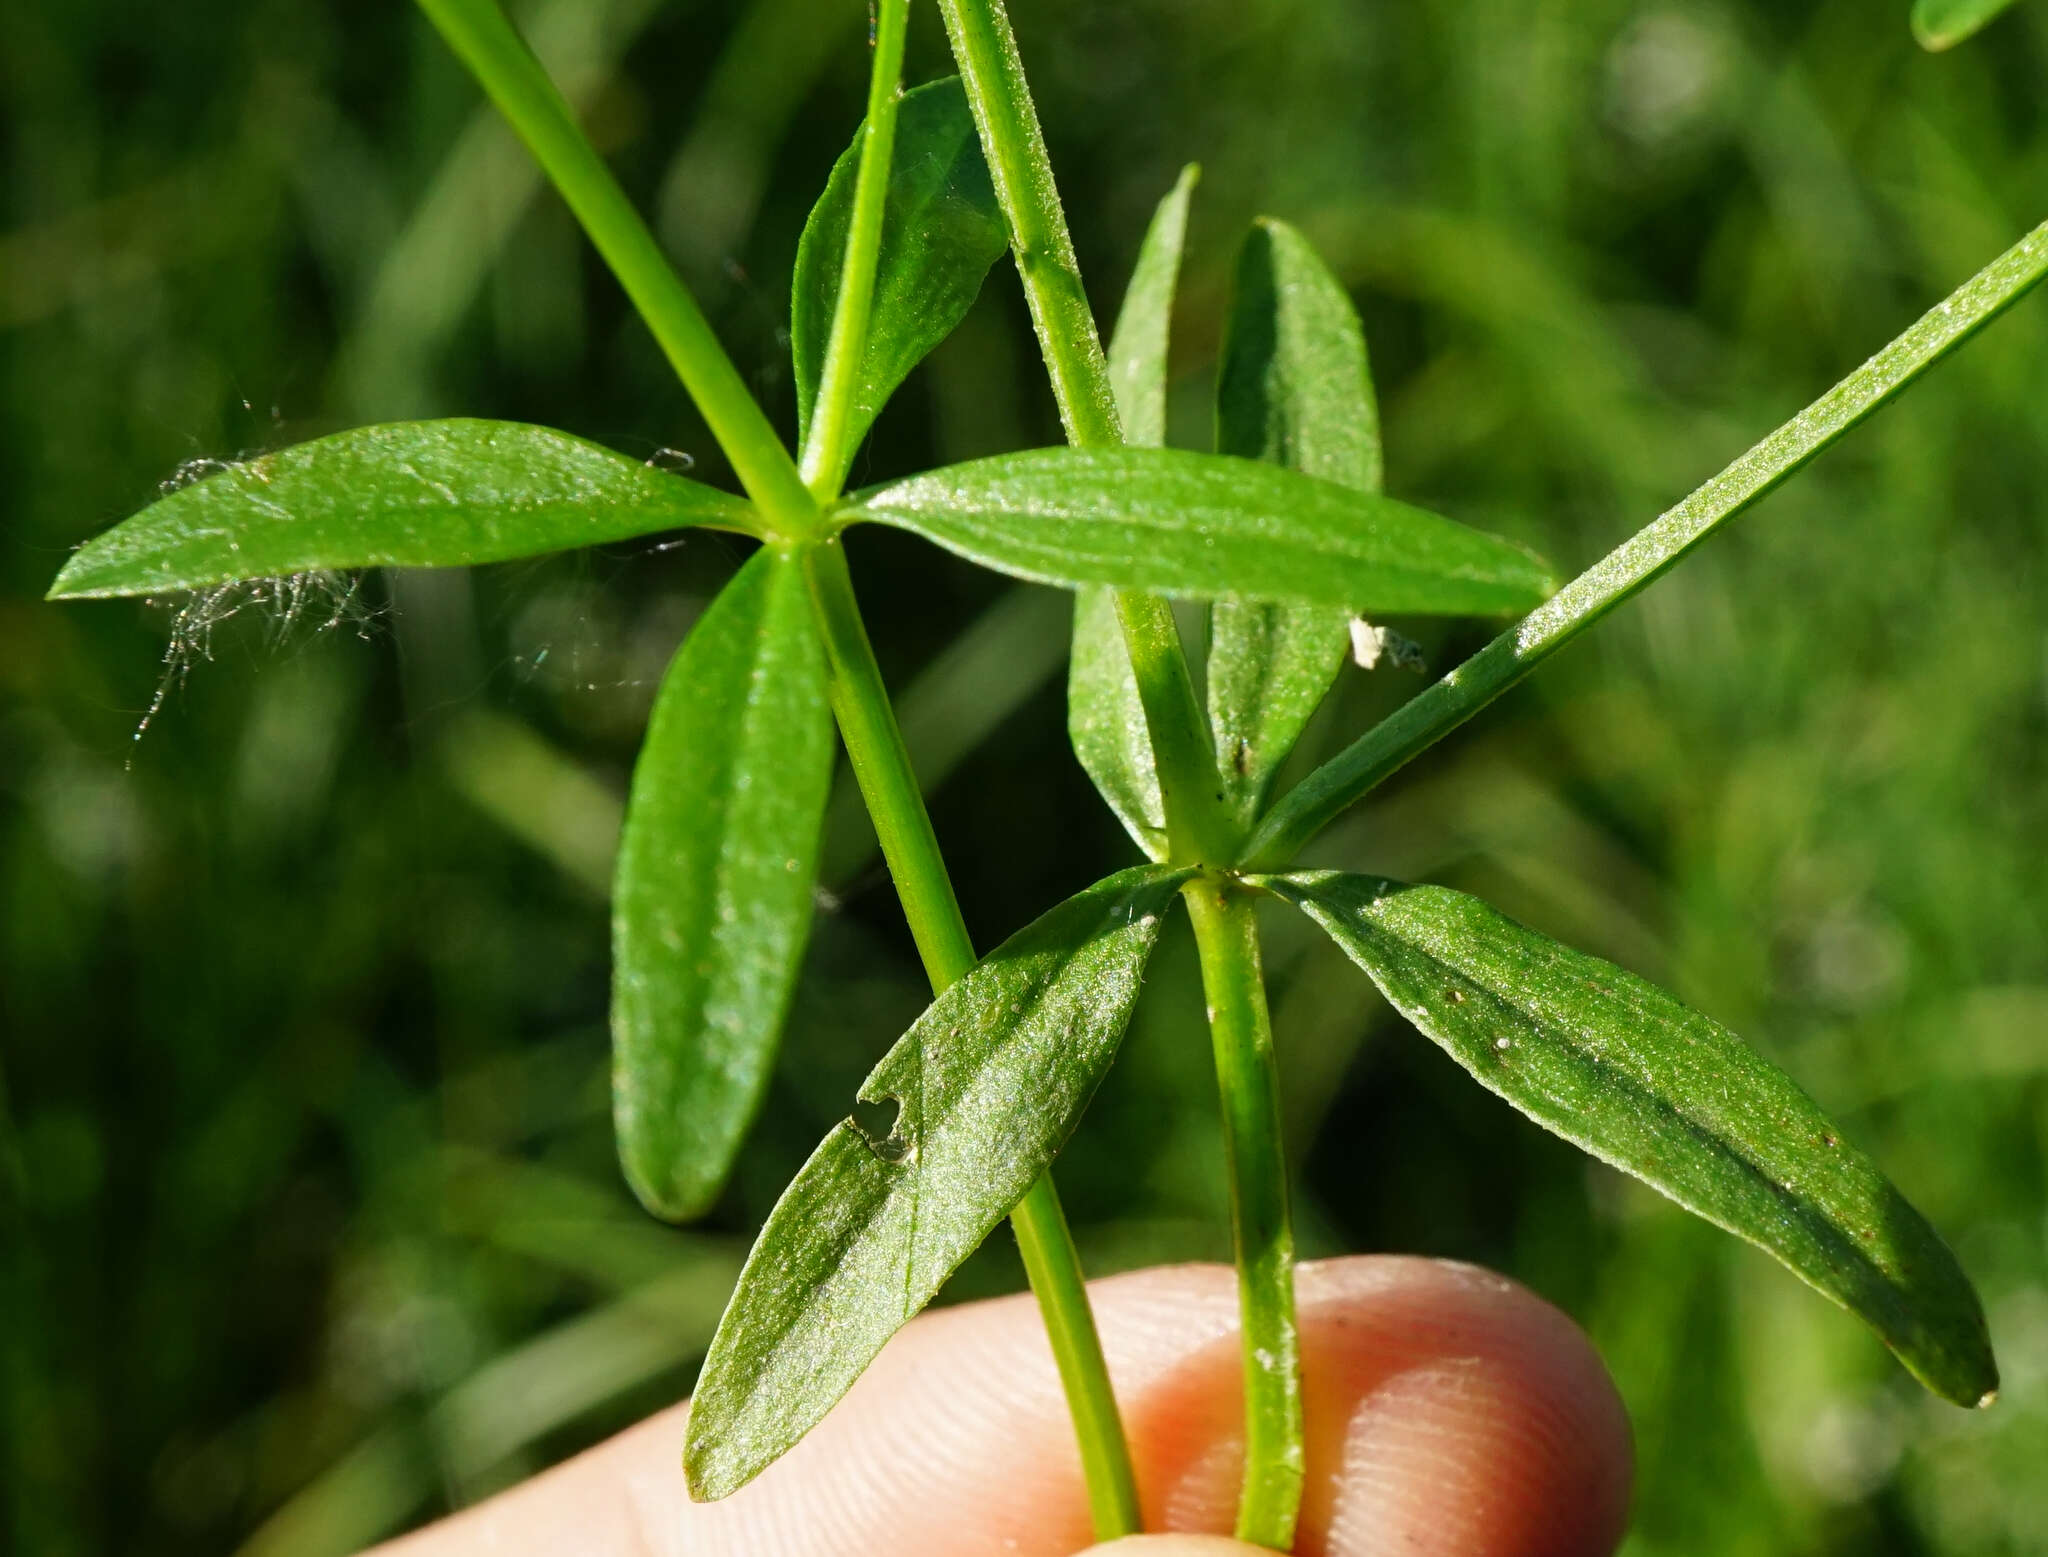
[793,76,1007,495]
[684,863,1191,1501]
[1244,215,2048,866]
[1068,168,1199,860]
[1208,218,1384,828]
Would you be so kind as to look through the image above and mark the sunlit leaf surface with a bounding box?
[684,863,1192,1499]
[845,446,1554,614]
[48,419,755,599]
[1262,869,2000,1408]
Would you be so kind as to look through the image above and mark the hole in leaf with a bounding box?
[851,1095,910,1163]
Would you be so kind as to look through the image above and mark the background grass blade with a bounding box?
[1208,218,1384,829]
[612,547,834,1222]
[791,76,1006,488]
[47,419,755,599]
[844,446,1553,613]
[1911,0,2023,48]
[1065,168,1198,861]
[1260,869,2000,1409]
[682,863,1191,1500]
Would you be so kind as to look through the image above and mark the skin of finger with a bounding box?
[369,1255,1630,1557]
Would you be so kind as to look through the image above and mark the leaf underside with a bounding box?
[1068,166,1198,859]
[1209,217,1385,828]
[846,446,1554,614]
[684,863,1193,1500]
[1260,870,1998,1408]
[47,419,752,599]
[1911,0,2021,49]
[792,75,1007,487]
[612,547,835,1222]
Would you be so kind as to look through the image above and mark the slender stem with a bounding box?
[1184,879,1302,1549]
[800,0,910,498]
[1244,214,2048,868]
[932,0,1231,867]
[931,0,1119,448]
[802,539,1143,1539]
[416,0,817,536]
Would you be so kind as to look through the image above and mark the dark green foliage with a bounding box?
[612,548,834,1220]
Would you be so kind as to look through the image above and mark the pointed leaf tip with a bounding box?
[1910,0,2022,50]
[1260,869,1999,1407]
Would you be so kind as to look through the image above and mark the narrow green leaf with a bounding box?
[47,420,754,600]
[792,76,1007,486]
[1069,588,1168,859]
[1066,169,1198,860]
[1105,163,1198,448]
[684,863,1192,1499]
[1912,0,2021,48]
[1209,218,1383,827]
[843,446,1554,613]
[1261,870,1999,1408]
[612,547,834,1222]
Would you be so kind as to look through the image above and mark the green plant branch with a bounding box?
[415,0,817,536]
[1243,214,2048,869]
[933,0,1304,1529]
[1184,879,1303,1549]
[932,0,1230,868]
[800,539,1143,1539]
[799,0,910,498]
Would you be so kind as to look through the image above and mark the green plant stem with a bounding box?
[933,1,1302,1531]
[800,538,1143,1540]
[1183,879,1302,1550]
[800,0,910,497]
[932,0,1229,867]
[415,0,817,536]
[1245,214,2048,869]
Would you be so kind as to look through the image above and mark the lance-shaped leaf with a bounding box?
[1067,167,1197,860]
[613,548,834,1222]
[684,863,1193,1499]
[47,420,756,600]
[1912,0,2022,49]
[1258,870,1999,1407]
[841,446,1554,613]
[792,76,1006,485]
[1105,163,1198,448]
[1209,218,1382,827]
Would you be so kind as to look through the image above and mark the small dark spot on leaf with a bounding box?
[1233,739,1251,776]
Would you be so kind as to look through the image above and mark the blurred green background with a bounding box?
[5,0,2047,1551]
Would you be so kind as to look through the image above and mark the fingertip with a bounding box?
[1120,1257,1631,1556]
